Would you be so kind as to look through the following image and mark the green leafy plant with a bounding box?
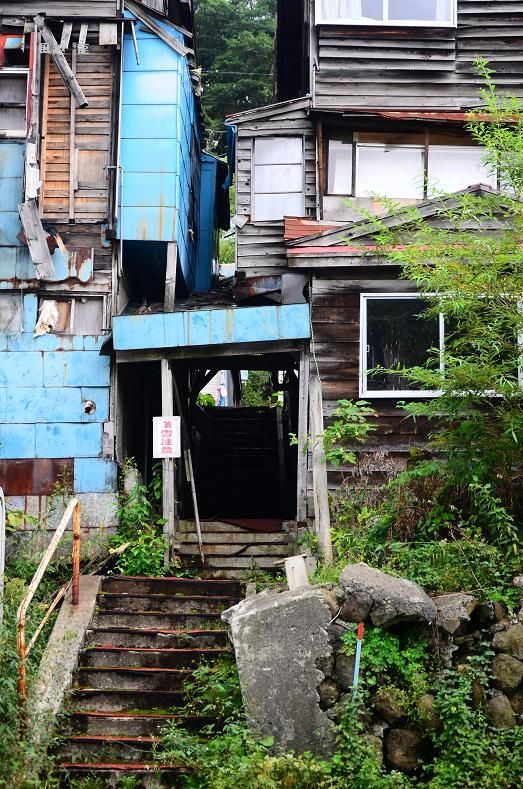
[322,400,377,466]
[197,392,216,407]
[182,658,243,724]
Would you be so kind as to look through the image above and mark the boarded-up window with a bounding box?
[37,296,104,334]
[360,295,443,397]
[253,137,305,221]
[0,70,28,135]
[40,48,112,221]
[316,0,455,26]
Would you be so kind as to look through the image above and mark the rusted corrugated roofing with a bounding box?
[284,217,338,242]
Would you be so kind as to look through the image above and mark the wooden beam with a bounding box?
[161,359,176,567]
[59,22,72,50]
[99,22,118,46]
[125,1,189,57]
[296,349,309,523]
[18,199,55,279]
[34,15,88,108]
[309,375,333,563]
[69,46,77,221]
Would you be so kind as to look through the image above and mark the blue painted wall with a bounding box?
[0,144,116,494]
[119,11,208,293]
[195,153,217,292]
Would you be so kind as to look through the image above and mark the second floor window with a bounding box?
[316,0,456,26]
[252,137,305,222]
[325,132,497,199]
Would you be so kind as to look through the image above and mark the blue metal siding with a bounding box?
[112,303,311,351]
[196,154,218,292]
[0,142,24,252]
[118,12,206,292]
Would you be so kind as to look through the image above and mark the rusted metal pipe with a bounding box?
[72,501,81,606]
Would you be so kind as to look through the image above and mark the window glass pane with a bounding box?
[357,145,424,198]
[366,298,439,391]
[328,138,353,194]
[0,74,27,103]
[318,1,383,22]
[254,163,303,193]
[254,193,304,222]
[255,138,302,165]
[0,106,25,130]
[74,299,104,334]
[389,0,451,21]
[427,146,497,196]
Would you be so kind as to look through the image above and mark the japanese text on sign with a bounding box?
[152,416,181,459]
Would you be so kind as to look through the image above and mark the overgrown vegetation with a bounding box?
[109,457,173,577]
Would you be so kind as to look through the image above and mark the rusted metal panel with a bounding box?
[0,459,74,496]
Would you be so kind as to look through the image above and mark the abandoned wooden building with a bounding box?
[225,0,523,538]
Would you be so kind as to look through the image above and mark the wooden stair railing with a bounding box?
[17,497,81,721]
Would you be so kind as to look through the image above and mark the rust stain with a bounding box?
[0,459,74,496]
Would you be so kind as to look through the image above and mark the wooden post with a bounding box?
[34,16,88,108]
[296,349,309,523]
[309,375,333,563]
[69,46,77,221]
[72,500,81,606]
[161,359,176,566]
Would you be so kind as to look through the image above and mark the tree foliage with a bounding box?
[194,0,276,129]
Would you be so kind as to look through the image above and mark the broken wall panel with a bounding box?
[0,458,73,496]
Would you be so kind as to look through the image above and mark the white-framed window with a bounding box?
[360,293,444,397]
[316,0,456,27]
[325,130,497,199]
[0,68,29,137]
[252,137,305,222]
[357,142,425,199]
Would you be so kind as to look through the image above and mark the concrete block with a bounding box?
[223,587,336,757]
[74,458,117,493]
[5,387,82,423]
[0,351,43,387]
[35,423,102,458]
[0,423,36,457]
[43,351,110,387]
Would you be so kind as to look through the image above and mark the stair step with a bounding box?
[177,532,288,544]
[102,575,244,597]
[64,734,158,763]
[70,711,211,737]
[92,610,226,630]
[178,521,286,533]
[81,646,231,669]
[191,556,280,570]
[60,762,187,786]
[70,688,185,712]
[97,592,239,614]
[84,627,230,650]
[76,666,190,692]
[178,544,290,558]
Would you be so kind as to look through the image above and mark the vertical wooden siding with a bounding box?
[312,0,523,109]
[40,46,114,223]
[306,272,430,517]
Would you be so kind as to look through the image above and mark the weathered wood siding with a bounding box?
[0,2,119,17]
[40,46,115,223]
[313,0,523,109]
[306,272,431,516]
[235,103,316,274]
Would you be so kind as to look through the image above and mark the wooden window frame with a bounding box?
[315,0,457,28]
[359,293,444,398]
[37,295,106,335]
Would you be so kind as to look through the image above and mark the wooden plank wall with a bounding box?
[313,0,523,109]
[236,104,316,275]
[306,271,431,517]
[40,45,114,225]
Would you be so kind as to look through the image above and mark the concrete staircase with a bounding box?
[176,520,296,578]
[59,575,244,785]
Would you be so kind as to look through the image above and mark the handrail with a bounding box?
[0,487,5,625]
[17,497,81,718]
